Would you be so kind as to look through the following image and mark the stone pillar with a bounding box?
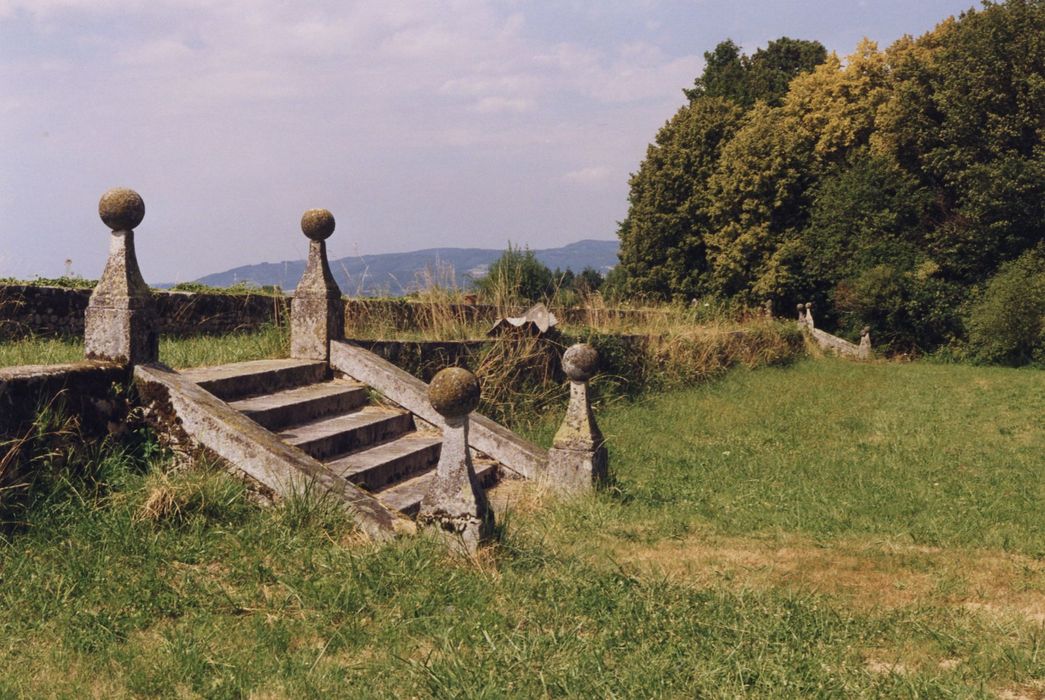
[418,367,494,554]
[547,343,608,491]
[84,188,158,365]
[291,209,344,361]
[803,302,815,329]
[858,326,873,360]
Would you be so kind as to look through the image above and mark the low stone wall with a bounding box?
[346,338,488,382]
[0,284,288,339]
[0,362,130,507]
[343,299,664,333]
[1,284,664,340]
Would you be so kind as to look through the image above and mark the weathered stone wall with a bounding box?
[345,338,489,382]
[2,284,665,340]
[0,284,289,339]
[0,362,130,509]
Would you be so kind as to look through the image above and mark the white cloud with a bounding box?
[562,166,612,185]
[0,0,701,279]
[473,96,535,113]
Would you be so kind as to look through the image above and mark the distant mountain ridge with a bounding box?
[184,239,620,296]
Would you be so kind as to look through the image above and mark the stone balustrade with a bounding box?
[547,343,608,491]
[84,188,158,365]
[291,209,344,361]
[797,301,873,360]
[417,367,494,554]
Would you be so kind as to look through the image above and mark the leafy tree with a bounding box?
[705,103,816,302]
[873,0,1045,284]
[575,267,604,294]
[617,98,744,300]
[802,150,930,299]
[475,244,554,304]
[965,245,1045,366]
[685,37,828,107]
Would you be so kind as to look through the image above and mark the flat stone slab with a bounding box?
[377,458,499,516]
[180,358,328,401]
[279,405,414,460]
[326,434,441,490]
[228,379,367,431]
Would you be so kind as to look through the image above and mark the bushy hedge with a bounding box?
[965,247,1045,366]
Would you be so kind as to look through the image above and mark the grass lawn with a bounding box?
[0,359,1041,697]
[0,325,288,370]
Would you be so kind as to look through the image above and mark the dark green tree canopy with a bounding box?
[615,1,1043,360]
[685,37,827,107]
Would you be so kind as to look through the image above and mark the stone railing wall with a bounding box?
[1,284,663,340]
[0,284,289,339]
[797,303,872,360]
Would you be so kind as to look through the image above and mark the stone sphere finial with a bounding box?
[99,188,145,231]
[861,326,871,336]
[563,343,598,382]
[796,303,804,312]
[428,367,480,418]
[301,209,335,240]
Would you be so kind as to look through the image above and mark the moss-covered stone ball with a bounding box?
[98,188,145,231]
[562,343,598,382]
[301,209,335,240]
[428,367,480,418]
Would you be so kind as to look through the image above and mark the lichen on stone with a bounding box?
[562,343,598,382]
[300,208,336,241]
[98,188,145,231]
[427,367,480,417]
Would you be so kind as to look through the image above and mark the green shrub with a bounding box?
[473,244,554,305]
[965,247,1045,366]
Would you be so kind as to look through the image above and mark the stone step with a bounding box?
[376,458,499,516]
[279,406,415,461]
[181,359,329,402]
[228,379,368,431]
[326,434,442,491]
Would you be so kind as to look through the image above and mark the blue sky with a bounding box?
[1,0,978,283]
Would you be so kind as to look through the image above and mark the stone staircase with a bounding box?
[74,190,606,550]
[176,358,500,517]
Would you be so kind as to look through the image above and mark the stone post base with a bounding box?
[417,510,493,556]
[291,294,343,361]
[84,306,158,365]
[547,444,607,492]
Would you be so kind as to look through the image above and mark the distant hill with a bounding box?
[184,239,619,296]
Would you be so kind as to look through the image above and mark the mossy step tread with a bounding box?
[229,379,368,430]
[180,359,328,401]
[278,406,414,460]
[376,459,499,516]
[327,434,442,489]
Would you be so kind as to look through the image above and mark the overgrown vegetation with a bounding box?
[0,359,1041,696]
[616,0,1044,360]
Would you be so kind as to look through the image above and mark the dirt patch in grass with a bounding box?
[610,532,1045,619]
[998,682,1045,700]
